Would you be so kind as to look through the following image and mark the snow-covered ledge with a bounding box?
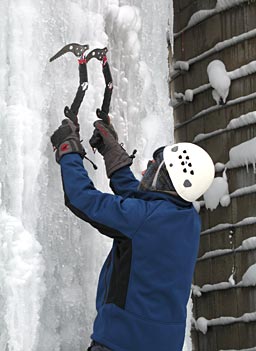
[195,311,256,335]
[201,217,256,236]
[219,347,256,351]
[172,61,256,107]
[193,111,256,143]
[193,262,256,296]
[226,137,256,172]
[172,29,256,76]
[198,236,256,261]
[174,0,249,38]
[175,92,256,130]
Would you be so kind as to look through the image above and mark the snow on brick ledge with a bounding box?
[175,0,249,37]
[227,137,256,172]
[219,347,256,351]
[195,312,256,335]
[201,217,256,235]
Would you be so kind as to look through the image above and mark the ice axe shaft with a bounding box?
[49,44,112,125]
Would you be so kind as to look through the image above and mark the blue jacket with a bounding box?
[60,154,201,351]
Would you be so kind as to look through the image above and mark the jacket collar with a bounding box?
[134,190,192,208]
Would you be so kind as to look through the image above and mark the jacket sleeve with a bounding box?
[109,166,140,197]
[60,154,149,239]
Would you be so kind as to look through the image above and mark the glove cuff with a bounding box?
[56,139,86,164]
[103,144,133,178]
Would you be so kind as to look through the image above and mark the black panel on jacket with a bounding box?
[106,238,132,309]
[64,193,133,310]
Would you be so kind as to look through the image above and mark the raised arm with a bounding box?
[60,153,148,239]
[109,166,140,197]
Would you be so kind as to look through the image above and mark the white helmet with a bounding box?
[163,143,215,202]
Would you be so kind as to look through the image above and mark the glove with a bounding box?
[89,120,133,178]
[89,120,118,153]
[50,118,86,164]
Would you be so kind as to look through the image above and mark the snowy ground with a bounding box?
[0,1,173,350]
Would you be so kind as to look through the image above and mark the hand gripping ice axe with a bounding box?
[49,43,113,169]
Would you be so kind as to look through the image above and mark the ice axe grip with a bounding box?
[96,108,110,125]
[64,106,78,125]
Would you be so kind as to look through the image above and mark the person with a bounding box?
[50,55,215,351]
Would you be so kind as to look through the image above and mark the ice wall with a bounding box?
[0,0,172,351]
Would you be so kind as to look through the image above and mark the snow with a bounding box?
[198,236,256,262]
[228,272,236,286]
[172,29,256,75]
[0,211,45,351]
[192,279,235,296]
[177,61,256,107]
[176,91,256,130]
[195,312,256,335]
[0,0,173,350]
[238,237,256,251]
[239,264,256,287]
[193,266,256,294]
[227,111,256,129]
[201,217,256,235]
[207,60,231,104]
[230,184,256,198]
[229,60,256,80]
[215,163,226,172]
[220,194,231,207]
[173,60,190,71]
[175,0,248,37]
[219,347,256,351]
[193,201,201,213]
[203,171,229,211]
[198,248,233,261]
[193,111,256,143]
[192,284,202,297]
[107,5,142,59]
[196,317,208,334]
[175,61,256,106]
[199,183,256,213]
[194,240,256,295]
[182,297,193,351]
[185,89,194,102]
[188,10,216,28]
[227,137,256,172]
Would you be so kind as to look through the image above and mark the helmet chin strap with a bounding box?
[151,160,165,189]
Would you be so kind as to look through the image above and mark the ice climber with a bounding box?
[50,48,215,351]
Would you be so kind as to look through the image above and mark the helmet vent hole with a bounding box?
[183,150,187,153]
[190,170,194,175]
[169,163,173,167]
[188,163,192,167]
[179,155,182,159]
[184,180,192,188]
[183,169,187,173]
[181,161,185,166]
[172,146,178,152]
[186,156,190,160]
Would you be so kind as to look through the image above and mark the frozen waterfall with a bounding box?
[0,0,174,350]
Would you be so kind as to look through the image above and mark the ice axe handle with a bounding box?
[64,106,78,125]
[96,108,110,125]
